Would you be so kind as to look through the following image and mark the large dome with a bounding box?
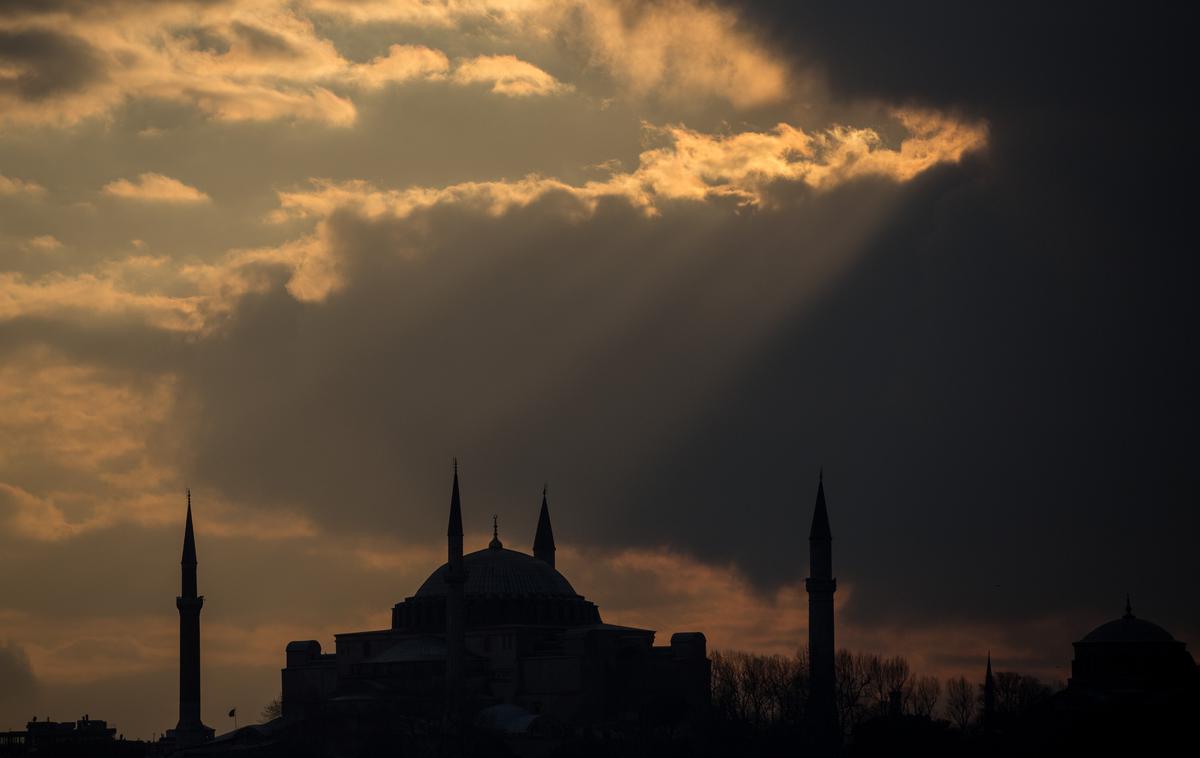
[415,546,579,598]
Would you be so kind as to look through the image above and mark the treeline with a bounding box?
[709,648,1056,740]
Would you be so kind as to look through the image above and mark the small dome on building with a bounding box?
[1080,615,1177,644]
[415,547,579,598]
[1069,600,1196,697]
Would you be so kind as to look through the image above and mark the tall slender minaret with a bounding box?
[806,470,838,743]
[174,490,212,746]
[532,485,555,568]
[983,652,996,732]
[444,461,467,723]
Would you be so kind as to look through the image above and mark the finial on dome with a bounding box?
[1124,594,1134,619]
[489,513,503,550]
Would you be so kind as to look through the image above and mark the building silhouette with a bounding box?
[163,491,214,749]
[1064,597,1197,703]
[279,465,710,735]
[0,715,144,757]
[806,471,838,745]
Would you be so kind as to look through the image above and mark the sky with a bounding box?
[1,0,1195,740]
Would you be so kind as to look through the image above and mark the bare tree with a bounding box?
[261,694,283,721]
[835,650,876,735]
[909,675,941,718]
[945,676,975,731]
[869,655,912,715]
[987,671,1053,716]
[710,650,741,723]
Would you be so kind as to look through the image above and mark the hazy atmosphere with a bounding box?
[1,0,1193,741]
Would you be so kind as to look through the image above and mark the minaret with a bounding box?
[806,470,838,743]
[174,490,212,745]
[533,485,555,568]
[444,461,467,723]
[983,652,996,732]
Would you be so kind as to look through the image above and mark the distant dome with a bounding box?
[1069,602,1196,696]
[415,547,578,598]
[1081,615,1177,644]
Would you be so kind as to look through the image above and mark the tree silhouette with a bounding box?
[261,694,283,722]
[945,676,975,731]
[910,675,941,718]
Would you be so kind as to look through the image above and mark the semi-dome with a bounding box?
[415,546,579,598]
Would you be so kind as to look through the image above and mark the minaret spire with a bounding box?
[447,459,463,538]
[983,651,996,732]
[533,485,556,568]
[181,489,197,596]
[444,459,467,727]
[806,469,838,747]
[809,472,832,541]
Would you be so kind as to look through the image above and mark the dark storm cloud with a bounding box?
[682,1,1199,633]
[728,1,1188,115]
[0,28,105,101]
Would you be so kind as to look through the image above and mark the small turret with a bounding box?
[533,486,556,568]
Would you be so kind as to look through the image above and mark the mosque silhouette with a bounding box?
[25,466,1183,757]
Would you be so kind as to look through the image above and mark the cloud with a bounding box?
[0,263,203,332]
[0,27,105,99]
[302,0,789,108]
[270,111,984,226]
[575,0,789,108]
[101,173,210,204]
[350,44,450,89]
[0,0,800,129]
[452,55,568,97]
[0,173,45,196]
[0,483,89,542]
[23,234,61,252]
[0,113,981,341]
[0,2,574,129]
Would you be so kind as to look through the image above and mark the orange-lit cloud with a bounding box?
[352,44,450,89]
[0,267,202,332]
[0,1,578,129]
[275,111,984,219]
[0,111,982,340]
[576,0,789,108]
[301,0,789,108]
[23,235,62,252]
[452,55,569,96]
[101,173,211,204]
[0,174,45,197]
